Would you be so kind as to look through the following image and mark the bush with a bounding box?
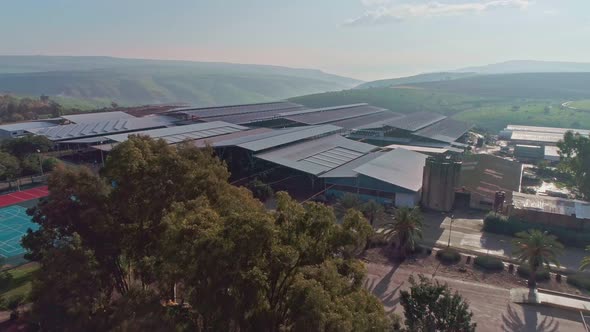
[246,179,274,201]
[366,232,388,248]
[436,248,461,264]
[474,256,504,272]
[516,265,550,282]
[508,264,515,273]
[567,273,590,291]
[483,212,590,249]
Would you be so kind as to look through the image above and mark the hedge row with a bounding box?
[567,273,590,291]
[474,256,504,272]
[483,212,590,249]
[436,248,461,264]
[516,265,550,282]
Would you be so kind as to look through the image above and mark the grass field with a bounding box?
[566,99,590,111]
[0,263,38,302]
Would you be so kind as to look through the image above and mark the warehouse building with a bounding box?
[507,192,590,231]
[0,121,59,139]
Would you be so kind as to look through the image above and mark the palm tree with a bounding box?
[580,246,590,271]
[382,207,423,258]
[362,200,386,226]
[512,229,563,288]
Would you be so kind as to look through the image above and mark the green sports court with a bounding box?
[0,205,39,259]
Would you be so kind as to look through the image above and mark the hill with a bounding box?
[0,56,361,106]
[455,60,590,74]
[355,72,476,89]
[412,72,590,100]
[290,72,590,132]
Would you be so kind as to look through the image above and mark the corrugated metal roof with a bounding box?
[510,131,564,144]
[353,148,428,192]
[174,101,304,119]
[254,135,375,175]
[0,121,58,131]
[200,109,288,124]
[332,111,403,130]
[512,191,590,220]
[104,121,247,144]
[60,136,109,144]
[414,118,473,143]
[506,125,590,136]
[283,105,386,125]
[212,126,307,147]
[29,117,174,141]
[238,125,343,152]
[191,128,274,148]
[319,151,384,178]
[384,144,452,154]
[61,111,135,123]
[379,112,446,132]
[277,104,368,117]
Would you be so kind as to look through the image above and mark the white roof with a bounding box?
[61,111,135,123]
[0,121,57,131]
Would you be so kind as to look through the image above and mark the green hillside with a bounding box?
[355,72,477,89]
[0,56,361,106]
[290,73,590,132]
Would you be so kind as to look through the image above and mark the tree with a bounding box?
[581,246,590,271]
[382,207,423,258]
[361,200,386,226]
[0,151,21,183]
[557,131,590,199]
[512,229,563,288]
[23,136,390,331]
[1,135,53,158]
[334,193,363,218]
[400,274,476,332]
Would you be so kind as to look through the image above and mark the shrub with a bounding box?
[567,273,590,291]
[483,212,590,249]
[436,248,461,264]
[366,232,388,248]
[516,265,550,282]
[474,256,504,272]
[246,179,274,201]
[508,264,515,273]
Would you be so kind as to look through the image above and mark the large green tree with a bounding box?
[512,229,563,288]
[400,274,476,332]
[557,131,590,199]
[23,136,389,331]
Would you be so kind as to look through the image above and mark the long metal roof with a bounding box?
[28,117,175,141]
[319,151,384,178]
[191,128,274,148]
[200,109,288,124]
[510,131,565,144]
[104,121,247,144]
[282,105,386,125]
[459,154,523,199]
[413,118,473,143]
[353,148,428,192]
[506,125,590,136]
[0,121,57,131]
[512,192,590,220]
[342,112,405,130]
[173,101,304,119]
[237,125,343,152]
[254,135,375,175]
[277,103,368,117]
[379,112,446,132]
[61,111,135,123]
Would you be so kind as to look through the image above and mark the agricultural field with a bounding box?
[566,99,590,111]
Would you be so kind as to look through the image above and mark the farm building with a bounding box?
[457,154,523,210]
[507,192,590,231]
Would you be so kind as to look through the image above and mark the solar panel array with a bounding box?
[105,121,247,143]
[382,112,447,132]
[29,117,174,141]
[283,105,386,125]
[175,101,304,119]
[413,118,473,143]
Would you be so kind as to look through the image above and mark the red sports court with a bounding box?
[0,186,49,208]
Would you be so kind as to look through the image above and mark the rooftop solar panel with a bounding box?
[413,118,473,143]
[380,112,446,132]
[283,105,386,125]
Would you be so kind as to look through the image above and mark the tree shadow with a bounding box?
[501,304,561,332]
[365,263,403,310]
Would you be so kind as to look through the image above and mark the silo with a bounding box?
[421,155,462,212]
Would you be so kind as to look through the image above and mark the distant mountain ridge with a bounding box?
[355,72,477,89]
[0,56,362,106]
[455,60,590,74]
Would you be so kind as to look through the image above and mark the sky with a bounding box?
[1,0,589,81]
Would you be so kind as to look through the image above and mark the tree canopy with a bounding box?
[23,136,389,331]
[512,229,563,288]
[400,274,476,332]
[557,131,590,199]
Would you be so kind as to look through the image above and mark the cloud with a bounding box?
[345,0,531,26]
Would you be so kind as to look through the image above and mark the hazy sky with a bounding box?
[1,0,589,81]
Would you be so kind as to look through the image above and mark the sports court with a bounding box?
[0,186,48,208]
[0,187,48,261]
[0,205,39,258]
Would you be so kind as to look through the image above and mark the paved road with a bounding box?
[365,261,586,332]
[419,211,587,272]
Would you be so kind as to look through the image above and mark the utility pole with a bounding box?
[37,149,44,176]
[447,214,454,248]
